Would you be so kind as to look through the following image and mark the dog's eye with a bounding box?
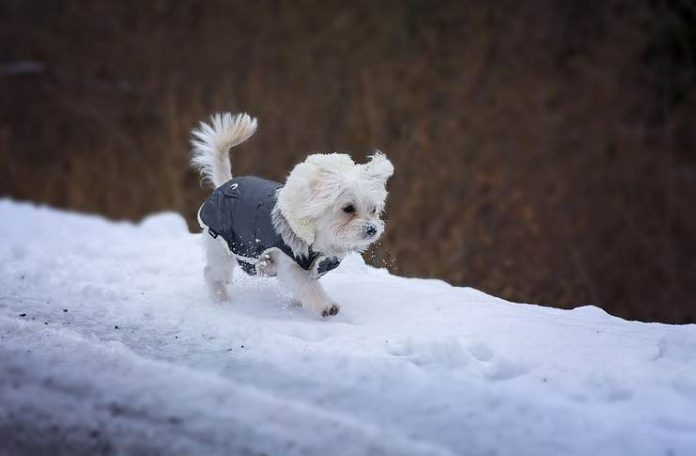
[343,205,355,214]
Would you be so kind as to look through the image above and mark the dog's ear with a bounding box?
[362,150,394,184]
[277,153,354,246]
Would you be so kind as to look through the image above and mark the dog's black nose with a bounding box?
[364,225,377,237]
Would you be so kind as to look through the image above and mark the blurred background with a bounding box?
[1,0,695,322]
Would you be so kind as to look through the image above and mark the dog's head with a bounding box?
[277,151,393,255]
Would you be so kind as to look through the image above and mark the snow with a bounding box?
[1,199,695,456]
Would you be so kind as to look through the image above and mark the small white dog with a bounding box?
[190,112,393,317]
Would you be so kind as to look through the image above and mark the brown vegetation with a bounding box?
[1,0,695,322]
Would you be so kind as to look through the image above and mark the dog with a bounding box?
[190,112,393,317]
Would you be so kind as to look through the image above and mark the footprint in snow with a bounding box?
[568,372,633,403]
[468,341,494,362]
[389,338,531,380]
[468,341,529,381]
[388,338,469,368]
[482,357,529,381]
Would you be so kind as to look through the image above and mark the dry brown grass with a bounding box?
[1,0,695,322]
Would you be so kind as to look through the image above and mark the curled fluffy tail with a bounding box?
[190,112,258,188]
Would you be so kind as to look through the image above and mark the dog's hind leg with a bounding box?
[203,234,234,302]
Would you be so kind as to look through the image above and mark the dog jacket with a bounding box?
[198,176,341,277]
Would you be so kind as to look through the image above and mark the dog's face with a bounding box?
[313,167,389,253]
[277,152,394,255]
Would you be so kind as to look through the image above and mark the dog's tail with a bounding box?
[190,112,258,188]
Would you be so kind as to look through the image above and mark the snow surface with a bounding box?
[1,199,695,456]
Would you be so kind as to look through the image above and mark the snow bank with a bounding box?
[1,200,695,456]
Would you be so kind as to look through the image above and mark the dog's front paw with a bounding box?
[321,303,340,318]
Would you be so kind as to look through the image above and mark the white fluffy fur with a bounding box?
[190,112,393,317]
[190,112,258,188]
[276,153,356,245]
[277,152,393,252]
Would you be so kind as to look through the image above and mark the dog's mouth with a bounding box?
[328,222,383,254]
[350,233,382,251]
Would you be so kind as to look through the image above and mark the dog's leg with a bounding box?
[203,234,234,302]
[275,254,340,317]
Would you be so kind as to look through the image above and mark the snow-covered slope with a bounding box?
[1,200,695,456]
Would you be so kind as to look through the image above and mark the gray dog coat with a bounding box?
[198,176,341,278]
